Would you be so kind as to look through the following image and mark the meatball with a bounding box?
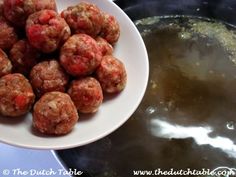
[68,77,103,113]
[26,10,71,53]
[0,0,3,15]
[100,13,120,44]
[0,16,18,51]
[3,0,56,27]
[61,2,103,37]
[0,49,12,77]
[96,37,113,56]
[0,73,35,117]
[60,34,102,76]
[9,39,41,75]
[33,91,79,135]
[96,55,127,93]
[30,60,69,97]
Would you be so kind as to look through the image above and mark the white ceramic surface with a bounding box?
[0,0,149,149]
[0,143,71,177]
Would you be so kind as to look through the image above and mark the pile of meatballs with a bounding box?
[0,0,127,135]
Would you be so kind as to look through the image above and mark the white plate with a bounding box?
[0,0,149,150]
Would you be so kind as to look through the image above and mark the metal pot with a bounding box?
[57,1,236,177]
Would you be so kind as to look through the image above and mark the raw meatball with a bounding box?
[3,0,56,27]
[0,0,3,15]
[68,77,103,113]
[61,2,103,37]
[0,17,18,51]
[9,39,41,75]
[33,91,79,135]
[0,73,35,117]
[96,55,127,93]
[0,49,12,77]
[60,34,102,76]
[96,37,113,56]
[30,60,69,97]
[26,10,71,53]
[100,12,120,44]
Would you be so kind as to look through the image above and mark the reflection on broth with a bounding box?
[150,119,236,158]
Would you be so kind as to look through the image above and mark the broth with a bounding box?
[136,16,236,128]
[57,16,236,177]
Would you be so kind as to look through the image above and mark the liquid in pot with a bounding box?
[57,16,236,177]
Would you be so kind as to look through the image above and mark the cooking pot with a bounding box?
[116,0,236,25]
[57,1,236,177]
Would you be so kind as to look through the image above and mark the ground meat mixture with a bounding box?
[60,34,102,76]
[0,16,18,51]
[0,73,35,117]
[100,12,120,44]
[9,39,41,75]
[96,37,113,56]
[3,0,56,27]
[0,0,3,15]
[0,49,12,77]
[0,1,126,137]
[96,55,127,93]
[30,60,69,97]
[26,10,71,53]
[61,2,103,37]
[33,91,78,135]
[68,77,103,113]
